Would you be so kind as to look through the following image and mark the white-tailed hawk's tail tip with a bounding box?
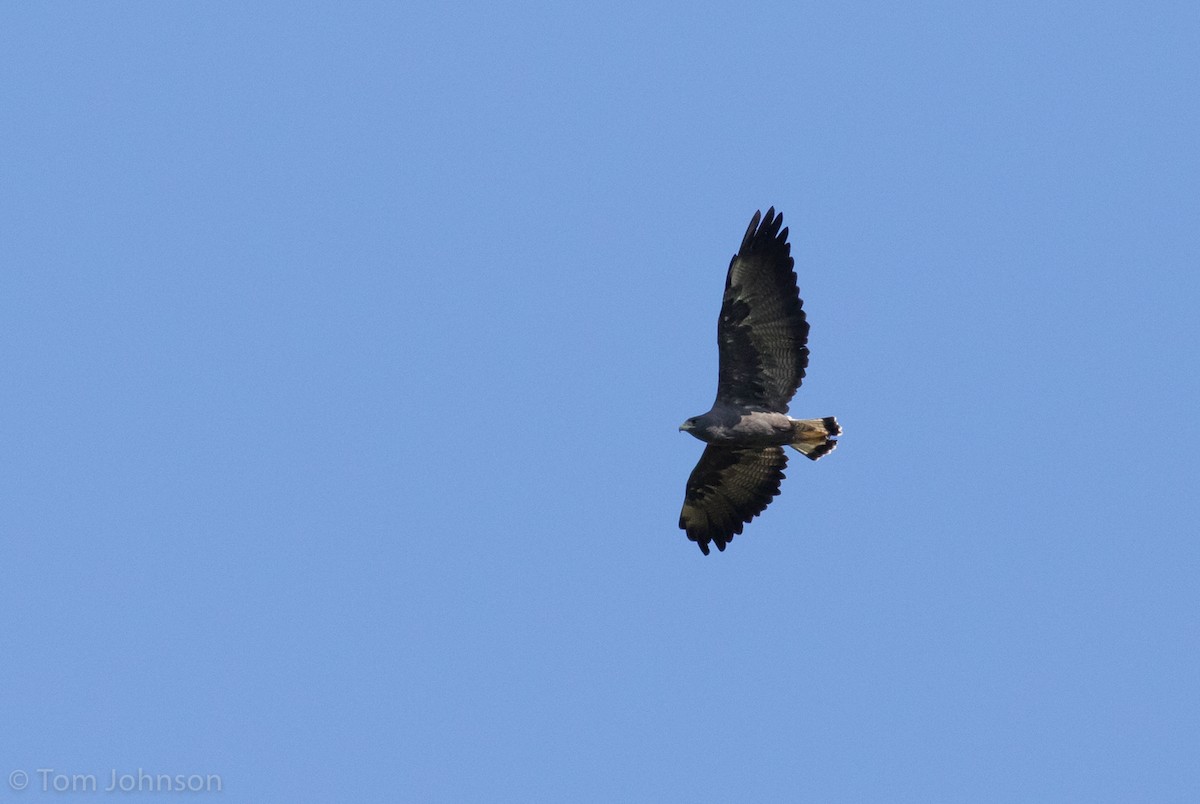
[789,416,841,461]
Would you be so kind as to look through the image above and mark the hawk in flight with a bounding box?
[678,208,840,555]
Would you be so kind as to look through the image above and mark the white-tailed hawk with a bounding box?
[679,208,840,555]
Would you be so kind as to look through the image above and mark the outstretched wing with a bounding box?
[715,208,810,412]
[679,446,788,555]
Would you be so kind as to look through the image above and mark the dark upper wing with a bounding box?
[715,208,810,412]
[679,446,788,555]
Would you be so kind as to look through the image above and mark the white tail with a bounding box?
[789,417,841,460]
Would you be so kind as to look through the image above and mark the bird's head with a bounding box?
[679,417,697,433]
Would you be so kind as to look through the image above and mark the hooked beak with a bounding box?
[679,421,693,432]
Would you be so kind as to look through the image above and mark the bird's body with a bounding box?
[678,208,840,555]
[681,409,793,447]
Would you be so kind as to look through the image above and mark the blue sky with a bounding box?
[2,2,1198,801]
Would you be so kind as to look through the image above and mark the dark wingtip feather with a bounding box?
[761,208,781,241]
[740,210,763,253]
[739,207,789,257]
